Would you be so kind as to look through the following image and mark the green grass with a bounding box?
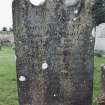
[93,57,105,105]
[0,47,105,105]
[0,47,18,105]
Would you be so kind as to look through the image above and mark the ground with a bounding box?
[0,47,18,105]
[0,47,104,105]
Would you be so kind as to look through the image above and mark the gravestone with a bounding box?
[98,65,105,105]
[12,0,95,105]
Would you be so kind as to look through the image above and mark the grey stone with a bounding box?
[12,0,95,105]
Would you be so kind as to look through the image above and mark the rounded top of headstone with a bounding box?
[65,0,80,7]
[30,0,46,6]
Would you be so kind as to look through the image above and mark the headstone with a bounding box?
[98,65,105,105]
[94,23,105,52]
[12,0,95,105]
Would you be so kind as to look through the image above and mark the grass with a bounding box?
[0,47,18,105]
[93,57,105,105]
[0,47,105,105]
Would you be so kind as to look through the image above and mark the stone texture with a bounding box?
[12,0,95,105]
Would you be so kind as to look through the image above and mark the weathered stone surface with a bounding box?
[12,0,95,105]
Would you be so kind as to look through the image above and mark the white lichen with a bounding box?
[19,76,26,82]
[54,94,56,97]
[42,62,48,70]
[74,9,79,14]
[73,17,77,21]
[30,0,46,6]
